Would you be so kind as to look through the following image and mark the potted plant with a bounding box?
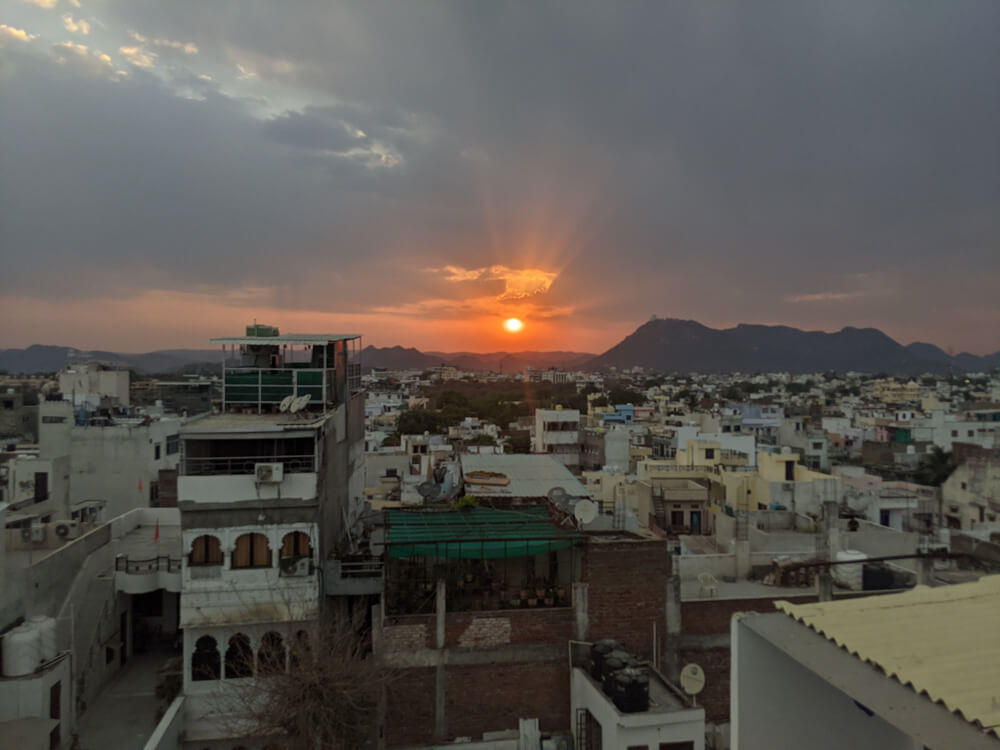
[527,596,538,607]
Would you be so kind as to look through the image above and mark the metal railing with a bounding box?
[115,555,182,573]
[223,366,335,407]
[183,454,316,476]
[339,560,384,578]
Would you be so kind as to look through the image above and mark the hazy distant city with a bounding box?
[2,1,999,749]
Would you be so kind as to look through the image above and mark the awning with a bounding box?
[386,506,583,559]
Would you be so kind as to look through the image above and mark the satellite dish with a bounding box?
[547,486,568,504]
[289,394,311,414]
[369,528,386,557]
[279,395,295,413]
[573,499,598,525]
[680,663,705,696]
[417,482,439,500]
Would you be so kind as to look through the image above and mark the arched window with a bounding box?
[258,631,286,676]
[232,533,271,569]
[189,535,223,566]
[191,635,220,681]
[280,531,312,560]
[225,633,253,679]
[289,629,310,670]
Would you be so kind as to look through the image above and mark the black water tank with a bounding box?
[863,562,894,590]
[590,639,622,680]
[601,649,636,695]
[612,667,650,713]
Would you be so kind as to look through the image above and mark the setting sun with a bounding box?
[503,317,525,333]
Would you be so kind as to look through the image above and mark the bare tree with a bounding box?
[212,608,393,750]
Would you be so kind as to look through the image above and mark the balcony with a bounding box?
[224,367,336,407]
[182,454,316,476]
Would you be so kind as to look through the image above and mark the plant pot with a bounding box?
[520,589,530,600]
[510,598,521,608]
[527,597,538,607]
[557,587,567,600]
[465,573,475,583]
[535,588,546,599]
[544,597,554,607]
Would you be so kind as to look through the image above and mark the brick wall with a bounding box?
[382,613,434,652]
[680,595,816,724]
[582,539,669,658]
[445,662,570,739]
[444,608,573,648]
[386,667,436,747]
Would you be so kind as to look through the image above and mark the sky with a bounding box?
[1,2,998,355]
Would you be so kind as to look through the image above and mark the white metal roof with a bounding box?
[460,453,591,499]
[777,575,1000,736]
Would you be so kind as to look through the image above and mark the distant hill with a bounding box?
[586,318,1000,374]
[0,345,219,374]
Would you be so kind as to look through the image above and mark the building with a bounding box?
[173,328,366,743]
[732,576,1000,750]
[58,363,130,409]
[533,407,581,470]
[941,460,1000,529]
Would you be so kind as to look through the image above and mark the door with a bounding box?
[34,472,48,502]
[690,511,702,535]
[120,611,128,666]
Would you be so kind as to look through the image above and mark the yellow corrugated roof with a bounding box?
[777,575,1000,736]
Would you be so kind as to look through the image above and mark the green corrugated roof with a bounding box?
[386,506,583,559]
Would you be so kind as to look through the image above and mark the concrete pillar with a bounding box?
[665,566,682,681]
[434,578,447,741]
[917,555,934,586]
[435,579,446,649]
[572,582,589,641]
[816,500,839,602]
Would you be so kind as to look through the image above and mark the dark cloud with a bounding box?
[1,2,998,351]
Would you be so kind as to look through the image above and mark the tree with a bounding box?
[607,386,641,405]
[506,432,531,454]
[915,446,957,487]
[220,615,395,750]
[380,434,401,447]
[468,434,495,446]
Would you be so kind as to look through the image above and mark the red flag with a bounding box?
[154,519,160,544]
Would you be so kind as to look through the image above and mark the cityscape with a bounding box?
[1,2,999,750]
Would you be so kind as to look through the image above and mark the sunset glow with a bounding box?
[503,317,525,334]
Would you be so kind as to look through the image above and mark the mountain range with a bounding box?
[586,318,1000,374]
[2,320,997,375]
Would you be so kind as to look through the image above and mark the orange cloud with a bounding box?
[435,264,557,300]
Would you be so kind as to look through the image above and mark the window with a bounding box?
[627,746,649,750]
[704,448,715,460]
[41,415,67,423]
[232,533,271,569]
[49,681,61,719]
[191,636,220,680]
[660,743,695,750]
[225,634,254,679]
[166,434,179,455]
[258,632,286,676]
[281,531,312,559]
[961,482,967,490]
[154,444,161,460]
[951,430,958,437]
[2,399,13,409]
[670,511,685,527]
[34,472,49,503]
[968,430,974,438]
[189,535,223,566]
[784,461,795,481]
[812,442,823,450]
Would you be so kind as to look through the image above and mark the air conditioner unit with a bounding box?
[280,557,310,577]
[782,482,794,491]
[53,520,80,540]
[254,462,284,483]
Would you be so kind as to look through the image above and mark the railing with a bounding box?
[340,560,384,578]
[223,367,335,406]
[115,555,182,573]
[183,454,316,476]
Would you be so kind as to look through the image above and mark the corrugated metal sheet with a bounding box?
[459,454,591,499]
[777,575,1000,736]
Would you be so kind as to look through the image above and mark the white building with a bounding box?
[533,407,581,470]
[58,363,130,409]
[732,577,1000,750]
[174,329,368,744]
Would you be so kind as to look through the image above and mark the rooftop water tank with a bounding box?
[834,550,868,591]
[29,615,58,662]
[3,623,41,677]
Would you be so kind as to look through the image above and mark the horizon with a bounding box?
[1,4,998,355]
[5,316,997,358]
